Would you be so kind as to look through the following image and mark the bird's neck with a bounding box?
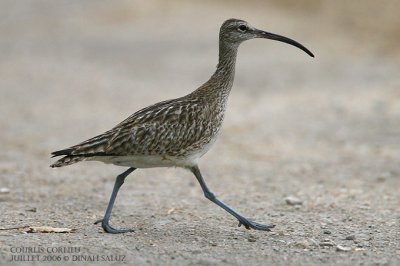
[192,41,239,100]
[215,41,239,83]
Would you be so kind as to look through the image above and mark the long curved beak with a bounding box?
[255,29,314,57]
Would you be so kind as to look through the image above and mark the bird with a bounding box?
[51,18,314,234]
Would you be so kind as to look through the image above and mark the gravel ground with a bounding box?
[1,1,399,265]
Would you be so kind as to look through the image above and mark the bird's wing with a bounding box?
[52,96,211,157]
[105,96,211,156]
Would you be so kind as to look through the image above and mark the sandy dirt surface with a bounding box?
[1,1,399,265]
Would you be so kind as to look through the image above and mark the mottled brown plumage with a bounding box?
[51,20,240,169]
[51,19,313,233]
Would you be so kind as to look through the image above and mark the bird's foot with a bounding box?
[237,218,275,231]
[94,219,134,234]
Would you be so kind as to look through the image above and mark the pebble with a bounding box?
[248,235,257,242]
[345,234,355,240]
[292,240,309,249]
[0,187,10,194]
[323,230,332,235]
[336,245,351,252]
[319,239,335,247]
[284,196,303,206]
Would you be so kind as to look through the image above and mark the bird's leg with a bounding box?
[94,167,136,234]
[190,166,275,231]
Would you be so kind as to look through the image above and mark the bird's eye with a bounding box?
[238,25,247,32]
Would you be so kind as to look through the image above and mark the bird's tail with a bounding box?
[50,148,87,168]
[50,129,117,168]
[50,155,86,168]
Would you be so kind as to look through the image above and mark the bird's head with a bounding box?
[220,19,314,57]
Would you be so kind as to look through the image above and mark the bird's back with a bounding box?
[51,93,225,168]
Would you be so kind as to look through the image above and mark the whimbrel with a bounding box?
[51,19,314,234]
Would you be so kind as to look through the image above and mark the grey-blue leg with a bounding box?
[190,166,275,231]
[94,167,136,234]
